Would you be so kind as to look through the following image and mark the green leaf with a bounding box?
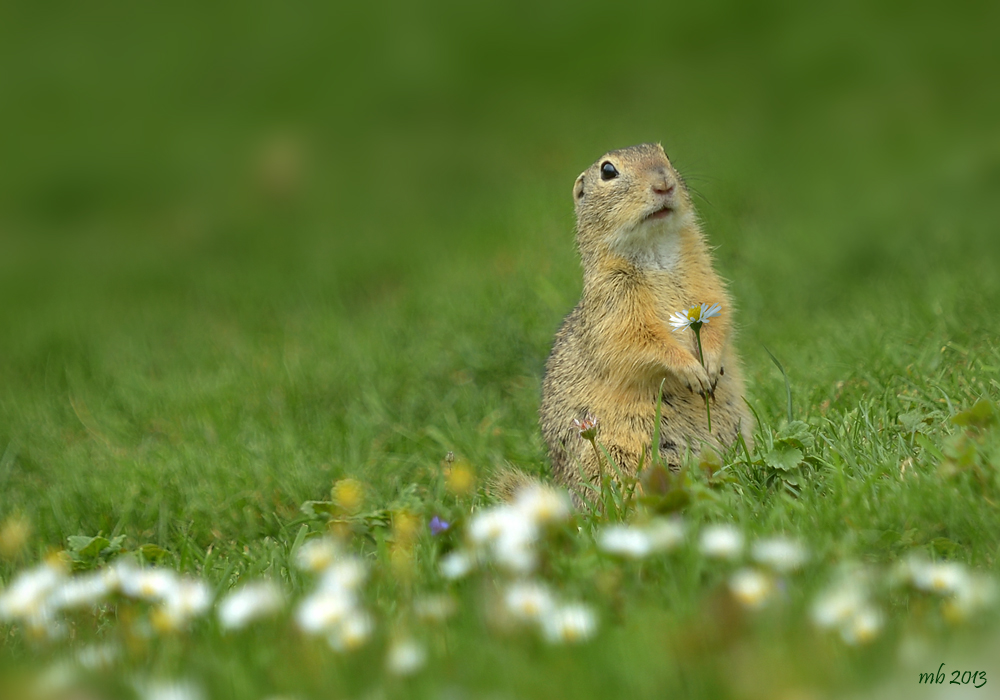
[898,411,925,434]
[951,399,997,429]
[929,537,962,558]
[68,535,111,559]
[105,535,126,554]
[640,488,691,514]
[776,420,813,448]
[300,500,338,518]
[138,544,171,563]
[764,447,804,472]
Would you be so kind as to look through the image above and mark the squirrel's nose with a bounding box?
[652,178,675,196]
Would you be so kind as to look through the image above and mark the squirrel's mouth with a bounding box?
[645,205,674,221]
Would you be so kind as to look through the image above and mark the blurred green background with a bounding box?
[1,0,999,543]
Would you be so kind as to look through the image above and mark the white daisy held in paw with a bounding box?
[668,303,721,333]
[668,302,721,430]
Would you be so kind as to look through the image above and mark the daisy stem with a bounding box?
[693,327,712,433]
[588,437,609,511]
[588,437,604,478]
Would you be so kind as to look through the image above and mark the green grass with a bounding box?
[2,0,1000,698]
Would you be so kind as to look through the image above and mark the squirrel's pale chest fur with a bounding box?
[539,143,753,494]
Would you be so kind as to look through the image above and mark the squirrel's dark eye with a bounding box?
[600,162,618,180]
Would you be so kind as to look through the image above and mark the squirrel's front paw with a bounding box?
[673,360,713,397]
[703,352,724,394]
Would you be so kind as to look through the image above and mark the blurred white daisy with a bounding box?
[0,560,67,621]
[438,550,476,580]
[839,605,884,645]
[295,589,355,634]
[597,525,652,559]
[811,582,868,629]
[905,558,970,596]
[135,679,205,700]
[468,506,535,548]
[943,574,998,622]
[751,537,808,572]
[23,606,67,641]
[514,485,572,526]
[467,504,540,574]
[118,566,178,602]
[386,638,427,676]
[540,603,597,644]
[295,538,340,573]
[493,535,538,574]
[503,581,555,622]
[48,570,117,611]
[699,524,744,560]
[217,581,285,630]
[729,568,774,609]
[153,578,212,632]
[644,518,686,552]
[163,579,212,618]
[318,557,367,593]
[669,303,721,333]
[328,610,374,652]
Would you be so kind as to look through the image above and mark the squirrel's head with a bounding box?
[573,143,696,263]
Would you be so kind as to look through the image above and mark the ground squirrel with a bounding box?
[540,143,753,494]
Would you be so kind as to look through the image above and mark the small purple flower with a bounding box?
[429,516,451,536]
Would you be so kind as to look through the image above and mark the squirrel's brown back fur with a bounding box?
[540,143,753,494]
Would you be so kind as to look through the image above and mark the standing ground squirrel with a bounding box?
[540,143,753,493]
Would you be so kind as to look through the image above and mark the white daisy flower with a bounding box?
[49,570,117,611]
[295,538,340,573]
[668,303,722,333]
[135,679,205,700]
[540,603,597,644]
[644,518,686,552]
[118,566,178,602]
[751,537,808,572]
[318,557,367,593]
[811,583,868,630]
[386,638,427,676]
[597,525,652,559]
[514,485,572,526]
[943,574,998,622]
[295,589,355,634]
[839,605,884,645]
[162,578,212,618]
[328,610,374,652]
[152,578,212,632]
[438,550,476,580]
[908,559,970,595]
[493,535,538,574]
[0,561,67,621]
[699,524,744,560]
[466,504,540,573]
[217,581,285,630]
[728,568,774,609]
[468,506,535,548]
[23,606,67,641]
[503,581,555,622]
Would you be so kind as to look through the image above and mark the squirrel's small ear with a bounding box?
[573,173,585,200]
